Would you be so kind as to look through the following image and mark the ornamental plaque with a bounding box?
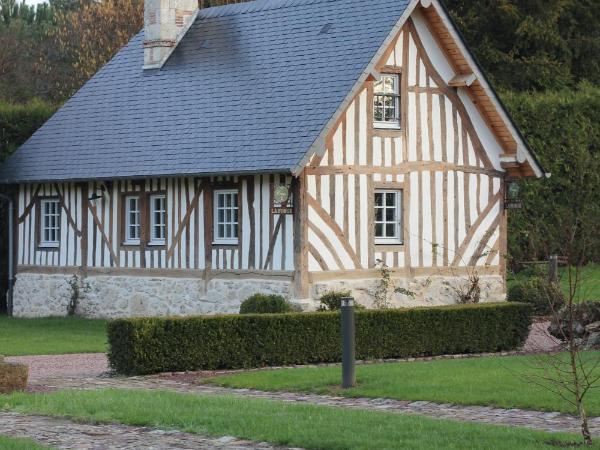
[271,184,294,214]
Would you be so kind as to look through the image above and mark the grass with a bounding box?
[557,264,600,300]
[0,317,107,356]
[0,435,54,449]
[507,263,600,301]
[0,388,594,449]
[208,353,600,415]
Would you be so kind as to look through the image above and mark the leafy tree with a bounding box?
[51,0,143,96]
[0,0,64,102]
[444,0,600,91]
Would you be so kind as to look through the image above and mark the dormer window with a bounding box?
[373,74,401,129]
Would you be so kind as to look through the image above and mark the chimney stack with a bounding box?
[143,0,198,69]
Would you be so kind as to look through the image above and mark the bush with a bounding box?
[549,300,600,341]
[507,277,565,315]
[0,99,57,162]
[108,302,533,375]
[317,290,364,311]
[239,294,294,314]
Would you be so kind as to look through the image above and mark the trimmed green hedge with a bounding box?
[107,302,532,375]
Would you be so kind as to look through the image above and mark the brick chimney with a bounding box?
[143,0,198,69]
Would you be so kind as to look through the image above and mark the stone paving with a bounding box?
[29,374,600,436]
[0,411,299,450]
[1,326,593,448]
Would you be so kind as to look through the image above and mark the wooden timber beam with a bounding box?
[448,73,477,87]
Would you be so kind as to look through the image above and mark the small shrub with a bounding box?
[454,272,482,304]
[373,260,416,308]
[239,294,294,314]
[108,302,533,375]
[507,277,565,315]
[317,290,362,311]
[67,274,91,316]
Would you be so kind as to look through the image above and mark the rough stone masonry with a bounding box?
[12,272,504,318]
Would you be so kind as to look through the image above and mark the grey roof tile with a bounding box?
[0,0,410,183]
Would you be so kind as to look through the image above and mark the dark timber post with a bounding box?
[549,255,559,284]
[0,192,14,316]
[341,297,356,388]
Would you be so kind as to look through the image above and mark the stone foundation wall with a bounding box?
[309,275,506,310]
[13,271,505,318]
[13,273,291,318]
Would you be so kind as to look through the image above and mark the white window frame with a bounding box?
[374,189,403,245]
[149,194,166,246]
[373,74,401,129]
[39,198,61,248]
[213,189,239,246]
[124,195,141,245]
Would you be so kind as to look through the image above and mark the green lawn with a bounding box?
[558,264,600,300]
[0,435,53,449]
[1,388,593,449]
[209,353,600,415]
[508,263,600,301]
[0,317,107,356]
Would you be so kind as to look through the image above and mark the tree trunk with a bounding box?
[578,400,593,445]
[569,336,593,445]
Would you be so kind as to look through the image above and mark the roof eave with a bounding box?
[0,167,293,185]
[430,0,546,179]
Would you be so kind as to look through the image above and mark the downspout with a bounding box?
[0,192,14,316]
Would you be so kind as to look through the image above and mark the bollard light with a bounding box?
[341,297,356,389]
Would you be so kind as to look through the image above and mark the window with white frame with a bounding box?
[40,198,61,247]
[149,194,166,245]
[214,190,239,245]
[374,190,403,244]
[124,196,141,245]
[373,74,401,128]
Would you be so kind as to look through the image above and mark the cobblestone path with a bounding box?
[0,411,299,450]
[30,375,600,436]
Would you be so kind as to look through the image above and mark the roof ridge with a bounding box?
[198,0,334,19]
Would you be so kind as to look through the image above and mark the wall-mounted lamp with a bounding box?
[88,185,106,201]
[507,181,521,201]
[505,181,522,210]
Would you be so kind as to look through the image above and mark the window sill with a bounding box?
[122,241,141,247]
[38,243,60,251]
[375,243,405,251]
[147,241,166,247]
[373,127,403,139]
[373,123,402,130]
[213,241,239,247]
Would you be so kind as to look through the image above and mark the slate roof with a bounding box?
[0,0,411,183]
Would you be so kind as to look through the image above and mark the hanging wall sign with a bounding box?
[271,183,294,214]
[505,181,522,209]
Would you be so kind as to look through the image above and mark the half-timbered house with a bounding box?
[0,0,545,317]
